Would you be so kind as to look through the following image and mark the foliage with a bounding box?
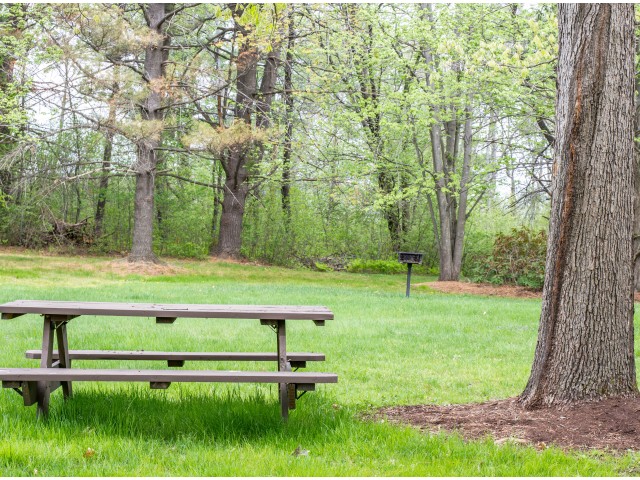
[346,259,406,275]
[465,227,547,289]
[313,261,333,272]
[0,4,559,277]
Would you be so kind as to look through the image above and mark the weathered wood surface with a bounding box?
[25,350,326,362]
[0,368,338,383]
[0,300,334,321]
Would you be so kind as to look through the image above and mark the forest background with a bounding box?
[0,4,571,286]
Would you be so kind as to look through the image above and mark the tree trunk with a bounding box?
[633,36,640,291]
[520,4,637,407]
[429,117,455,281]
[215,167,249,259]
[94,132,111,238]
[129,146,157,262]
[128,3,170,263]
[451,105,473,279]
[213,4,281,259]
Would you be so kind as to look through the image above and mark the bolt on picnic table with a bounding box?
[0,301,337,421]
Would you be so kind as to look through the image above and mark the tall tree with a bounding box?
[633,30,640,291]
[520,4,637,407]
[204,4,282,258]
[128,3,173,263]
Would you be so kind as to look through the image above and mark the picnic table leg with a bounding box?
[276,320,290,421]
[54,319,72,399]
[36,315,55,418]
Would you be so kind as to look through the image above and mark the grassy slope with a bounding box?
[0,252,637,476]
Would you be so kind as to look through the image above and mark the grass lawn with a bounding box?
[0,251,639,476]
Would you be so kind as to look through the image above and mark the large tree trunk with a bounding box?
[128,3,170,263]
[633,36,640,290]
[520,4,637,408]
[215,162,249,258]
[213,4,280,259]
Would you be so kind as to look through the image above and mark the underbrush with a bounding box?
[464,227,546,289]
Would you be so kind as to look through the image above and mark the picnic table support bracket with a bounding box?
[150,382,171,389]
[2,380,38,406]
[54,319,72,399]
[156,317,176,324]
[167,360,185,367]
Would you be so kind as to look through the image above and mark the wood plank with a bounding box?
[25,350,326,362]
[37,316,55,417]
[0,301,334,321]
[55,321,72,399]
[0,368,338,384]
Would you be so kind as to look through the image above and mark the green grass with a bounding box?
[0,251,638,476]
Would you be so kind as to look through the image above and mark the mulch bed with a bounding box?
[424,280,640,303]
[423,281,542,299]
[378,396,640,452]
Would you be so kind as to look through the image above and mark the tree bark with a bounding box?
[520,4,637,407]
[216,156,249,258]
[633,35,640,291]
[451,105,473,279]
[128,3,170,263]
[213,4,281,259]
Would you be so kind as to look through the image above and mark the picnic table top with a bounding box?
[0,300,334,321]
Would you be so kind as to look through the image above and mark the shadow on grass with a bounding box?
[35,385,347,444]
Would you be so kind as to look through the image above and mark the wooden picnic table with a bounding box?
[0,300,337,420]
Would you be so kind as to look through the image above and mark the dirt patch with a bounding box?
[378,396,640,452]
[423,281,640,303]
[421,281,541,299]
[106,259,185,276]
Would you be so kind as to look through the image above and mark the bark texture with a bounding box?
[520,4,637,407]
[213,4,280,259]
[633,38,640,291]
[128,3,171,263]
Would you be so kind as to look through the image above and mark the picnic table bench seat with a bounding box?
[1,368,337,409]
[25,350,325,369]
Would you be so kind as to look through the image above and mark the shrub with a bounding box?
[465,227,547,289]
[346,259,406,275]
[314,262,334,272]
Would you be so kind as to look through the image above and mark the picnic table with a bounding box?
[0,300,338,420]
